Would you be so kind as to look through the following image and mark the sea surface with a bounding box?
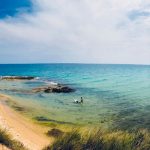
[0,64,150,130]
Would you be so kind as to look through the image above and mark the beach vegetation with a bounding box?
[47,128,64,137]
[0,129,27,150]
[44,128,150,150]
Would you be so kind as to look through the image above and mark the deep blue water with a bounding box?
[0,64,150,129]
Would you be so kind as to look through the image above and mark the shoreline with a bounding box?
[1,93,150,149]
[0,94,53,150]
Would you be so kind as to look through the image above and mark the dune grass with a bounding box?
[44,128,150,150]
[0,129,27,150]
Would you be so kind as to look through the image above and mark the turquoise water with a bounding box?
[0,64,150,129]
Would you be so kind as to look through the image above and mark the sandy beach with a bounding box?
[0,94,52,150]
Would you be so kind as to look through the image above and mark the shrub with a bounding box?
[44,130,82,150]
[47,128,64,137]
[0,129,27,150]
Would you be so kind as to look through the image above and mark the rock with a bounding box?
[47,128,64,137]
[1,76,35,81]
[32,84,75,93]
[0,76,75,94]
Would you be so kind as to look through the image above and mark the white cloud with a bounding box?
[0,0,150,64]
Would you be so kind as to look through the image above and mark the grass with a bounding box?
[44,128,150,150]
[0,129,27,150]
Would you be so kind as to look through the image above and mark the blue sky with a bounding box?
[0,0,150,64]
[0,0,32,18]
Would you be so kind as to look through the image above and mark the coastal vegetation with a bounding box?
[1,121,150,150]
[0,129,27,150]
[44,128,150,150]
[46,128,64,138]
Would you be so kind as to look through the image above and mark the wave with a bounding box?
[45,81,58,85]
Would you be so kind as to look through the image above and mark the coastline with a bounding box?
[0,94,53,150]
[1,90,150,149]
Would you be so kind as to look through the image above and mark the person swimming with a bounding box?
[74,97,83,104]
[74,99,79,103]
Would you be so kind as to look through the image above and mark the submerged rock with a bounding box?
[1,76,35,81]
[34,116,74,125]
[32,84,75,93]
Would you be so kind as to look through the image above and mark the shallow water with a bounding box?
[0,64,150,129]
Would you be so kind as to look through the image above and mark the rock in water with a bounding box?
[0,76,75,93]
[32,85,75,93]
[1,76,35,81]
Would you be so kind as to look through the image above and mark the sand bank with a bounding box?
[0,94,52,150]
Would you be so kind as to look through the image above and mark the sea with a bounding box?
[0,64,150,130]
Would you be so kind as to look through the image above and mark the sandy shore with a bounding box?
[0,94,52,150]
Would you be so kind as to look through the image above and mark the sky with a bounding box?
[0,0,150,64]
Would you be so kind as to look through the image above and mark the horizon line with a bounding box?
[0,62,150,66]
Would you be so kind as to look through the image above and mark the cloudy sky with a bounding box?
[0,0,150,64]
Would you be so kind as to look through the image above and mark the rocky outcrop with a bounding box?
[32,84,75,93]
[0,76,35,81]
[0,76,75,93]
